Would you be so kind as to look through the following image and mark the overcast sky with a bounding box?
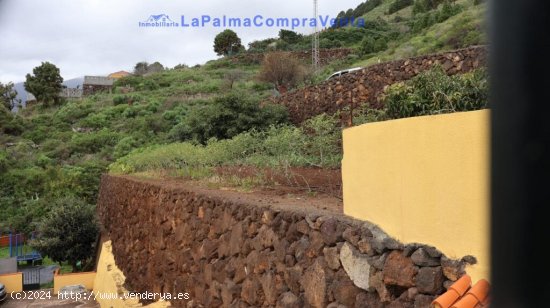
[0,0,362,83]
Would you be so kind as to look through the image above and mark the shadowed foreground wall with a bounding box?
[342,110,490,283]
[98,175,477,307]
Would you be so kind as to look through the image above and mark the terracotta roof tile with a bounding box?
[433,276,490,308]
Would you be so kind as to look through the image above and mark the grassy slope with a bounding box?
[0,59,267,233]
[354,2,486,67]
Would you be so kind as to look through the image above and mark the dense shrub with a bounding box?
[258,52,306,90]
[0,108,25,136]
[69,129,120,154]
[410,2,463,33]
[383,67,488,119]
[413,0,446,15]
[114,137,140,159]
[169,93,288,144]
[388,0,414,14]
[360,37,387,55]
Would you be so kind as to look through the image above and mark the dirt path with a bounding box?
[120,175,344,215]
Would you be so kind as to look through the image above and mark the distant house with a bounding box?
[82,76,115,96]
[108,71,131,79]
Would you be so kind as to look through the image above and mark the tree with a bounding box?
[134,61,149,76]
[360,37,376,54]
[279,29,302,44]
[133,61,164,76]
[24,62,63,106]
[147,61,165,74]
[0,81,19,110]
[258,52,306,92]
[30,197,99,272]
[214,29,243,56]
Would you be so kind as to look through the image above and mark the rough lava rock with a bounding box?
[340,242,371,290]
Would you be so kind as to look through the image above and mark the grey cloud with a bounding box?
[0,0,362,83]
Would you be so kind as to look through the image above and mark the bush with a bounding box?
[383,67,488,119]
[114,136,140,159]
[113,95,129,106]
[388,0,414,15]
[169,93,288,144]
[31,197,98,272]
[114,75,143,88]
[361,37,387,55]
[69,129,120,154]
[258,52,306,90]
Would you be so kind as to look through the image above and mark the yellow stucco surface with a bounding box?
[54,271,96,294]
[93,240,171,308]
[342,110,490,282]
[0,272,23,292]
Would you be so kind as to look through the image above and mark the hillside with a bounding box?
[246,0,486,79]
[0,0,487,237]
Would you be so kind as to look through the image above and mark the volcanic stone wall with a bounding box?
[97,175,476,307]
[271,46,487,124]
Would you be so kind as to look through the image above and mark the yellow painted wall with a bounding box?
[53,272,96,294]
[93,240,171,308]
[342,110,490,282]
[0,272,23,292]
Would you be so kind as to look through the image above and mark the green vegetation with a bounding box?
[168,93,288,144]
[383,67,488,119]
[133,61,165,76]
[1,81,20,110]
[110,114,342,176]
[0,57,273,233]
[30,197,98,272]
[388,0,414,15]
[214,29,244,56]
[111,67,488,180]
[24,62,64,106]
[244,0,485,81]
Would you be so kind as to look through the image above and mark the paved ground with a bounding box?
[0,290,99,307]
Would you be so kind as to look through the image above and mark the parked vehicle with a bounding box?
[326,67,363,80]
[0,282,6,303]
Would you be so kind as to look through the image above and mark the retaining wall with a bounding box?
[98,175,477,307]
[270,46,487,124]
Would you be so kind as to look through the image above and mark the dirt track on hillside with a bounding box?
[118,174,343,215]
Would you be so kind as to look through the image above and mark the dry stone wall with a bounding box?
[270,46,487,124]
[97,175,476,307]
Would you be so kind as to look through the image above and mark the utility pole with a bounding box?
[312,0,320,72]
